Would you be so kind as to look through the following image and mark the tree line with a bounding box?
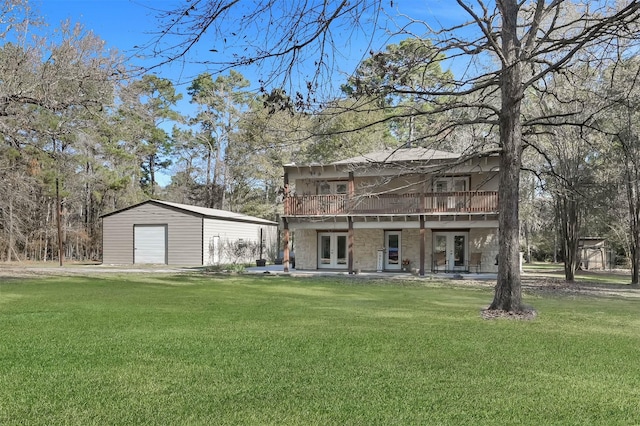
[0,0,394,263]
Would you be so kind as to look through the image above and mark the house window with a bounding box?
[317,181,348,195]
[433,176,469,192]
[318,181,331,195]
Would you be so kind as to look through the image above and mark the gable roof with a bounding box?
[101,199,278,225]
[331,147,459,165]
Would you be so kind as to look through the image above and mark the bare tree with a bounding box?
[522,65,607,281]
[598,57,640,285]
[0,14,124,264]
[151,1,640,312]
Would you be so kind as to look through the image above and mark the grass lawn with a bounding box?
[2,273,640,425]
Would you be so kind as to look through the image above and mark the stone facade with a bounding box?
[469,228,499,273]
[291,227,498,273]
[293,229,317,270]
[352,229,384,271]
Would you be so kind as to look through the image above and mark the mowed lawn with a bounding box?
[2,274,640,425]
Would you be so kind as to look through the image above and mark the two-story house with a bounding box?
[281,147,499,274]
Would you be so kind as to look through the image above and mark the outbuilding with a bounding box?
[101,199,278,266]
[578,237,609,270]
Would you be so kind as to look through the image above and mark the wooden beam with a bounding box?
[348,216,354,274]
[283,218,290,273]
[348,171,355,196]
[419,215,425,276]
[283,171,289,196]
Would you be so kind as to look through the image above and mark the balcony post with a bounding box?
[419,215,425,276]
[348,171,354,213]
[283,218,290,273]
[348,216,354,274]
[284,171,289,195]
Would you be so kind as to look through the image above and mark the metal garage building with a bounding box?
[101,199,278,266]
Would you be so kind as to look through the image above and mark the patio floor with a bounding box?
[245,264,497,281]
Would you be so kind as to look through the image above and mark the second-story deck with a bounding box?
[284,191,499,217]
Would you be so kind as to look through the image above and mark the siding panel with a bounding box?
[103,204,202,265]
[203,218,278,265]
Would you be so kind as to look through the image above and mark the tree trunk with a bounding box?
[558,196,580,282]
[523,221,530,264]
[7,193,14,262]
[206,148,214,208]
[56,177,64,267]
[489,0,524,312]
[149,155,156,197]
[632,233,640,286]
[626,165,640,285]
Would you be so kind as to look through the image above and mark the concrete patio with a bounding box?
[245,264,497,281]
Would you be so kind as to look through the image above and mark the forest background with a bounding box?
[1,0,640,291]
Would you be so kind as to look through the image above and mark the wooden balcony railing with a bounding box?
[284,191,499,216]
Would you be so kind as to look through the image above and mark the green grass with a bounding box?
[2,274,640,425]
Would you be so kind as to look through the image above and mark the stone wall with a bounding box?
[292,229,316,270]
[469,228,499,273]
[291,226,499,273]
[353,229,384,271]
[400,229,430,271]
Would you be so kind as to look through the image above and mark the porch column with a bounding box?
[348,216,354,274]
[283,171,291,272]
[283,171,290,215]
[419,215,426,276]
[283,218,290,273]
[348,171,354,213]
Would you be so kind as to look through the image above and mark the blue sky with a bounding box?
[36,1,192,81]
[35,0,467,92]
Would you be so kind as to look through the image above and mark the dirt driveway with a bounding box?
[0,262,195,279]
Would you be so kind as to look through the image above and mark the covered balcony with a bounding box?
[284,191,499,217]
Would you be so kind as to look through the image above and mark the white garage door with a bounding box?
[134,225,167,264]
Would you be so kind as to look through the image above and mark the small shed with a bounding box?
[578,237,608,270]
[101,199,278,266]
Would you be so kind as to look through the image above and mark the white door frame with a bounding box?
[384,231,402,271]
[433,231,469,272]
[318,232,348,269]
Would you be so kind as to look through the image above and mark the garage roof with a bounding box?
[101,199,278,226]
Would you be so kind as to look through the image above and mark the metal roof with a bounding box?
[331,147,459,165]
[284,147,460,168]
[102,199,278,225]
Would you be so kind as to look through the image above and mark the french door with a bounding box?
[433,231,468,272]
[318,232,348,269]
[384,231,402,270]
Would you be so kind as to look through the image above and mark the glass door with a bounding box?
[384,231,402,270]
[433,234,447,271]
[318,232,348,269]
[433,232,469,272]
